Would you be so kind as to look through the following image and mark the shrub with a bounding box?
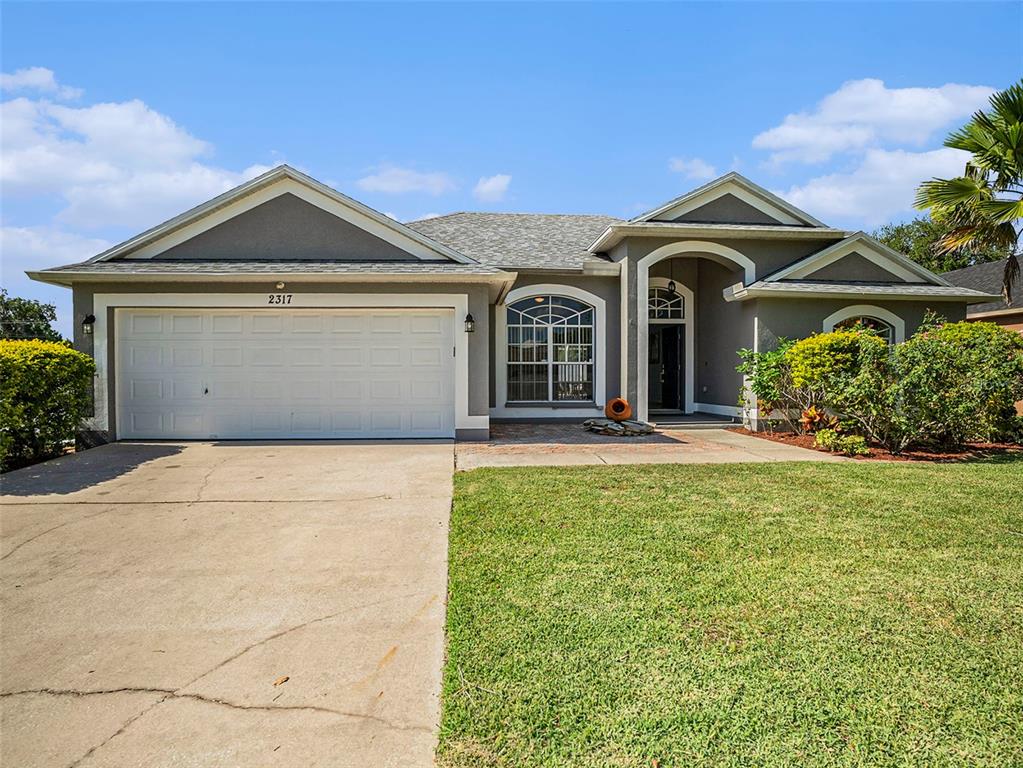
[736,320,1023,454]
[814,428,869,456]
[0,340,95,472]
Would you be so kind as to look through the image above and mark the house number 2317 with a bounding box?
[267,294,293,305]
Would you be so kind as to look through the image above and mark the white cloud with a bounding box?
[0,226,114,336]
[668,157,717,181]
[753,79,993,165]
[777,147,969,226]
[1,90,273,229]
[472,173,511,202]
[0,66,82,100]
[355,164,456,195]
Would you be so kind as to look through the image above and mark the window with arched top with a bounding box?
[834,316,896,345]
[648,286,685,320]
[506,295,594,402]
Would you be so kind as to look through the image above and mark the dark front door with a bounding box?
[647,325,683,411]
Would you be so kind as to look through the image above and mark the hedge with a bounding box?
[738,318,1023,453]
[0,340,95,472]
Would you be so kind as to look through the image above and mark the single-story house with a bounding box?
[29,165,998,441]
[943,259,1023,333]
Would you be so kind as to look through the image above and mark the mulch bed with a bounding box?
[728,427,1023,462]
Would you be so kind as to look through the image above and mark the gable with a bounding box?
[766,233,948,286]
[144,193,418,262]
[666,193,785,226]
[802,251,912,283]
[633,173,827,227]
[92,165,473,264]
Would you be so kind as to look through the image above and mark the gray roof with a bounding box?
[743,280,998,299]
[406,212,622,270]
[33,260,504,277]
[942,259,1019,312]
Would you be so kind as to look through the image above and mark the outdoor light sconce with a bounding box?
[464,313,476,333]
[275,282,286,290]
[82,314,96,335]
[666,280,677,297]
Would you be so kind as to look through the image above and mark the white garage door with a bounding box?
[116,308,455,439]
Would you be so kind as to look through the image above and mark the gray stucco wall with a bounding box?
[142,193,421,262]
[495,273,621,408]
[667,193,785,226]
[71,280,492,438]
[804,252,914,283]
[756,298,967,351]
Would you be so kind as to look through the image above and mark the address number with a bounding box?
[267,294,293,305]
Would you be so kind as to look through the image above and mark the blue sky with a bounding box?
[1,1,1019,334]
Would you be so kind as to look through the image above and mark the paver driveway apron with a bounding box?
[0,440,453,768]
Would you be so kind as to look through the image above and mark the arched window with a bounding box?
[834,315,896,345]
[506,295,594,402]
[649,286,685,320]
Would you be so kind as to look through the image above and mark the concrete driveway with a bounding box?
[0,441,453,767]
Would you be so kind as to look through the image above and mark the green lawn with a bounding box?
[439,460,1023,767]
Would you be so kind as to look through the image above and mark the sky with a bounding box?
[1,1,1020,336]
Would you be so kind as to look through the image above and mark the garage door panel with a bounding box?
[117,308,455,439]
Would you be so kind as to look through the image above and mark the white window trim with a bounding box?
[87,292,487,437]
[822,304,906,343]
[494,283,606,418]
[646,277,695,415]
[636,241,754,421]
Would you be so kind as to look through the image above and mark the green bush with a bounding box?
[0,340,95,472]
[736,319,1023,453]
[813,428,869,456]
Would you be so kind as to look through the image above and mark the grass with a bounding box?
[439,460,1023,767]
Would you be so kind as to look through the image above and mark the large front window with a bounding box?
[507,295,594,402]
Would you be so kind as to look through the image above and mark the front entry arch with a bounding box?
[635,241,754,422]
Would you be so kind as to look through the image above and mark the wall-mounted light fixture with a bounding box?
[464,313,476,333]
[82,314,96,335]
[275,282,286,290]
[666,280,677,297]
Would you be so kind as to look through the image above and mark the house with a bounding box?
[28,165,998,442]
[943,259,1023,333]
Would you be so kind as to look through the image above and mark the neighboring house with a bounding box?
[943,259,1023,332]
[29,166,997,441]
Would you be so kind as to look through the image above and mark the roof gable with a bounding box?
[632,172,827,228]
[91,165,474,264]
[765,233,950,285]
[147,193,420,262]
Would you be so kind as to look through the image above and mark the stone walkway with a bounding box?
[456,423,845,470]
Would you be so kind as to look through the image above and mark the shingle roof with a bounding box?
[34,260,504,277]
[727,280,999,302]
[406,212,623,270]
[942,259,1020,312]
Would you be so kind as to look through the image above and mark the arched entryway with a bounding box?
[635,241,755,422]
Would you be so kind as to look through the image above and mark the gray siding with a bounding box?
[666,193,785,226]
[144,193,422,262]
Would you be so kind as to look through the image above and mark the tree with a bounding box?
[872,214,1011,274]
[0,289,63,342]
[916,80,1023,302]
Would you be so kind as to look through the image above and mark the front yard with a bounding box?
[440,460,1022,766]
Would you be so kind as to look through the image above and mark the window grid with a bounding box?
[648,287,685,320]
[835,316,895,345]
[507,295,594,402]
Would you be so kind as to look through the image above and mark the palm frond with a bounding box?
[1003,253,1020,304]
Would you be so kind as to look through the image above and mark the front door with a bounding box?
[647,325,683,411]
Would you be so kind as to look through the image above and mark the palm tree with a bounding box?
[915,80,1023,302]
